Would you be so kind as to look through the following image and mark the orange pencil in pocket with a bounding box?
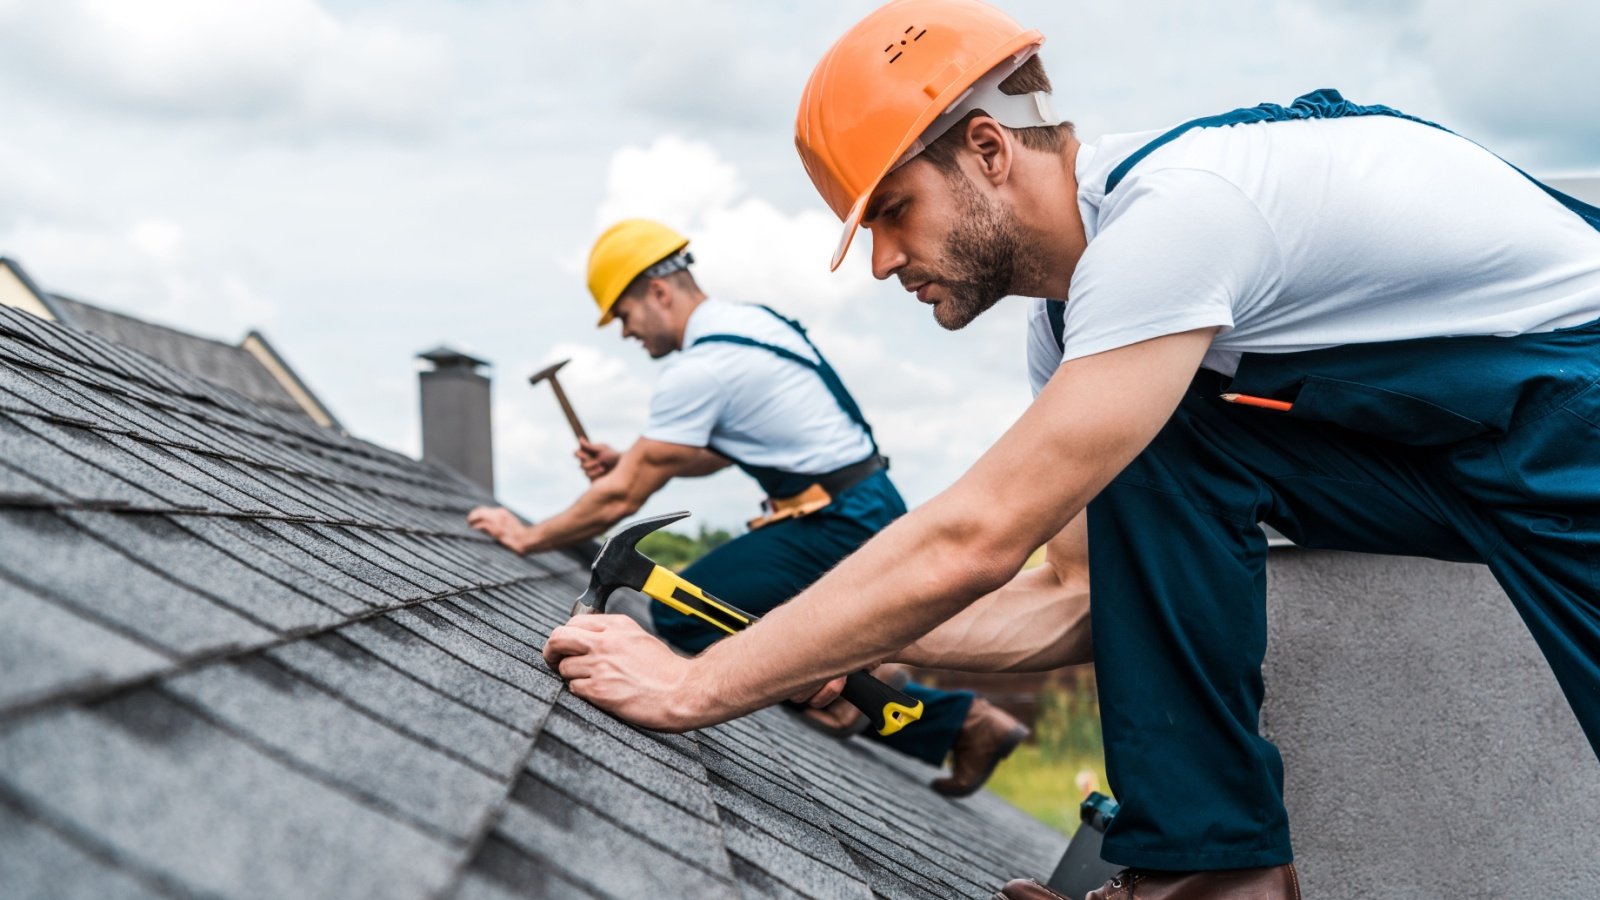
[1220,392,1294,412]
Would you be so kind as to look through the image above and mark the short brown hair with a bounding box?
[917,55,1075,172]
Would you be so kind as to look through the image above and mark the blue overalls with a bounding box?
[1064,90,1600,870]
[650,306,975,765]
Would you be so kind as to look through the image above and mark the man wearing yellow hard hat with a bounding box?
[468,217,1028,796]
[542,0,1600,896]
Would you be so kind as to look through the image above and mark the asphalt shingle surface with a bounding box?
[50,294,322,420]
[0,304,1065,898]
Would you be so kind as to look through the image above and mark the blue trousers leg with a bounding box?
[1090,373,1486,870]
[655,508,973,766]
[1457,380,1600,755]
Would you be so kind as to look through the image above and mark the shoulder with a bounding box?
[694,298,774,329]
[655,352,726,397]
[1074,128,1169,211]
[689,299,774,341]
[1074,165,1277,275]
[688,301,817,361]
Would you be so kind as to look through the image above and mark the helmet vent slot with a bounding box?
[885,25,926,64]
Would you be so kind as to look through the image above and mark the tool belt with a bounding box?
[748,454,887,530]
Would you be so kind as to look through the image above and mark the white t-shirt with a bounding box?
[643,299,875,474]
[1027,113,1600,394]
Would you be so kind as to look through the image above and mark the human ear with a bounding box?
[965,117,1012,188]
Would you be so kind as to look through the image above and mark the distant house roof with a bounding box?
[0,303,1064,898]
[0,258,340,429]
[1549,176,1600,207]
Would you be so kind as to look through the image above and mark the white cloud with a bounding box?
[0,0,451,136]
[595,136,744,230]
[617,4,819,132]
[592,135,878,320]
[1022,0,1593,170]
[1405,0,1600,167]
[128,219,184,264]
[0,217,277,338]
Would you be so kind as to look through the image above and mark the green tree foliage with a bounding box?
[984,672,1108,836]
[1032,671,1104,762]
[635,524,734,571]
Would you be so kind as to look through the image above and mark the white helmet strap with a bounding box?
[894,46,1065,171]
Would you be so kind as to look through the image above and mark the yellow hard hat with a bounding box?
[586,219,691,326]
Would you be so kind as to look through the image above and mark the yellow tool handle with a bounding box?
[638,564,924,736]
[642,566,751,635]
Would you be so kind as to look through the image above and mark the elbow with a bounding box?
[599,489,644,523]
[928,507,1033,600]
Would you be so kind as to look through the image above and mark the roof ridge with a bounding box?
[50,293,241,349]
[1,305,337,438]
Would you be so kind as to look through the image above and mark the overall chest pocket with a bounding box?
[1287,375,1495,446]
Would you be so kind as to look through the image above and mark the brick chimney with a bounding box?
[417,346,494,494]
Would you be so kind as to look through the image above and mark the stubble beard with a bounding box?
[927,175,1030,331]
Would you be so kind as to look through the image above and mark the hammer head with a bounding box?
[528,358,570,386]
[571,511,690,617]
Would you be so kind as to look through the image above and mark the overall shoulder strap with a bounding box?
[1046,300,1067,355]
[1104,88,1600,233]
[692,332,818,370]
[692,306,879,451]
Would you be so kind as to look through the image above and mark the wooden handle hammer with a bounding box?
[528,359,588,443]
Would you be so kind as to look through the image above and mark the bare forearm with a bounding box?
[690,489,1043,720]
[518,438,712,554]
[519,484,637,553]
[901,513,1092,671]
[669,330,1213,729]
[898,563,1091,672]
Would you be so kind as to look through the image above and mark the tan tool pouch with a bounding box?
[747,483,833,530]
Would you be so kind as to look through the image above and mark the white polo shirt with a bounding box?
[643,299,874,474]
[1028,113,1600,394]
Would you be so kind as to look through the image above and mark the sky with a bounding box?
[2,0,1597,534]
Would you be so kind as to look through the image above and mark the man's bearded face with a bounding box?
[901,173,1029,331]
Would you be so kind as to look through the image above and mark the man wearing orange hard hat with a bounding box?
[543,1,1600,896]
[470,217,1028,796]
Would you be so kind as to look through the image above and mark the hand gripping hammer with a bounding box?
[572,511,925,737]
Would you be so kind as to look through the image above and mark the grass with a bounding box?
[984,673,1110,837]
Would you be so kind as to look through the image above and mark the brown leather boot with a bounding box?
[931,697,1029,797]
[1080,864,1300,899]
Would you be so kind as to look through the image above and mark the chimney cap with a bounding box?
[417,345,490,371]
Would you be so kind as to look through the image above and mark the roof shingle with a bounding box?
[0,303,1065,898]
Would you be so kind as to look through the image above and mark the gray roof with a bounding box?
[0,303,1065,899]
[46,292,338,427]
[1549,176,1600,207]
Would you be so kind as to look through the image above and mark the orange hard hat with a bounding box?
[796,0,1047,270]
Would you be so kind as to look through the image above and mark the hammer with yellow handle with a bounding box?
[571,511,924,737]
